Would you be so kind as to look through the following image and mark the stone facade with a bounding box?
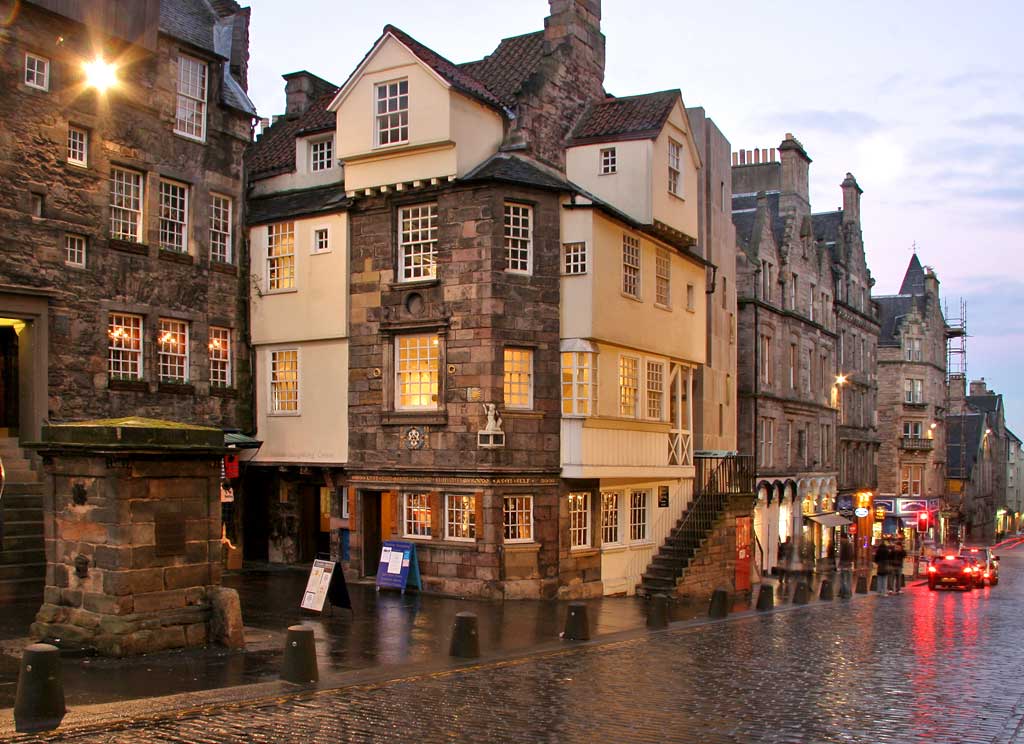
[674,495,752,600]
[0,0,254,444]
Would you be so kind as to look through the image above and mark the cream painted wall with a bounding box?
[250,212,349,346]
[254,339,349,464]
[651,102,699,240]
[592,340,681,421]
[450,91,505,177]
[566,139,652,224]
[589,213,706,363]
[250,134,343,197]
[559,203,595,339]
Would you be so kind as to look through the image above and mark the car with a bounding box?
[927,555,975,591]
[959,546,999,586]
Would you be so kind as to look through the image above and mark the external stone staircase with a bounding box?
[0,430,44,604]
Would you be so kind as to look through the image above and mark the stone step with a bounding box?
[640,574,676,591]
[4,469,38,483]
[0,576,44,603]
[2,534,44,552]
[2,483,43,498]
[3,520,43,537]
[0,548,45,565]
[0,562,45,581]
[2,507,42,522]
[0,456,31,470]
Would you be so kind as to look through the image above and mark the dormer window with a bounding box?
[668,139,682,196]
[175,54,207,141]
[375,79,408,146]
[310,138,333,171]
[600,147,617,174]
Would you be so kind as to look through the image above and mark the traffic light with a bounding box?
[917,511,930,532]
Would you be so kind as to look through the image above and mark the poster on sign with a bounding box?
[375,541,422,594]
[301,559,336,612]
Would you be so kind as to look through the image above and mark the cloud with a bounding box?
[760,110,883,137]
[956,113,1024,130]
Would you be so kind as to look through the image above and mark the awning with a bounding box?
[224,431,261,450]
[808,513,852,528]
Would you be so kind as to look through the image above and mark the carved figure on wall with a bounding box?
[482,403,503,433]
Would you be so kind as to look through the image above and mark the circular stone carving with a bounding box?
[404,292,425,316]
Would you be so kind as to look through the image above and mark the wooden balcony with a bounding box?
[560,419,693,478]
[899,436,934,451]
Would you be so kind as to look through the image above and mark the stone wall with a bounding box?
[675,495,753,600]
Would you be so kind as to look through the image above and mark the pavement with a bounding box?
[5,555,1022,743]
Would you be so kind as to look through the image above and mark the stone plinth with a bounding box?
[28,417,237,657]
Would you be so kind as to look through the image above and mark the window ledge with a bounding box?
[383,411,447,426]
[502,542,540,553]
[263,287,298,296]
[655,303,672,312]
[600,544,627,554]
[108,378,147,392]
[423,539,478,550]
[107,239,149,256]
[159,250,194,265]
[388,278,440,291]
[158,382,195,395]
[211,261,237,275]
[620,292,643,303]
[504,410,544,420]
[210,386,237,398]
[569,547,599,557]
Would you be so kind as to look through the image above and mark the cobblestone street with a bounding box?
[4,551,1023,743]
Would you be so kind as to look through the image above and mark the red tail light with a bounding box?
[984,572,990,578]
[927,565,937,573]
[963,567,974,574]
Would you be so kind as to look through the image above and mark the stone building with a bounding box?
[733,137,879,572]
[0,0,254,601]
[1006,431,1023,535]
[875,256,946,543]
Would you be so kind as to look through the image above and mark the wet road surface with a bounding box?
[6,552,1024,743]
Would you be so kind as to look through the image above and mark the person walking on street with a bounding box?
[778,537,793,586]
[838,533,856,598]
[874,540,891,595]
[890,539,907,594]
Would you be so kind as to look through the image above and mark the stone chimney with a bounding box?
[841,172,862,224]
[923,266,939,299]
[543,0,605,94]
[970,378,989,396]
[778,133,811,214]
[282,71,336,119]
[948,374,966,407]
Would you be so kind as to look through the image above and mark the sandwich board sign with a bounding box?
[301,559,352,612]
[375,541,421,594]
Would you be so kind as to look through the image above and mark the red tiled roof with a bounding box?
[458,31,545,109]
[568,90,680,145]
[246,88,338,180]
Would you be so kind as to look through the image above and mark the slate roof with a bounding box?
[458,31,545,109]
[899,253,926,295]
[567,91,679,146]
[732,191,782,255]
[874,295,923,346]
[463,153,574,192]
[214,17,255,115]
[159,0,220,55]
[811,210,843,245]
[247,184,350,226]
[247,87,338,180]
[966,394,1001,415]
[947,412,985,480]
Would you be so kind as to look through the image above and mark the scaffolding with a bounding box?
[945,298,967,545]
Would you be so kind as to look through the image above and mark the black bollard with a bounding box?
[708,588,729,619]
[646,594,669,629]
[14,643,65,733]
[869,574,878,591]
[792,580,811,605]
[819,578,834,601]
[449,611,480,658]
[281,625,318,684]
[855,574,868,594]
[756,584,775,611]
[562,602,590,641]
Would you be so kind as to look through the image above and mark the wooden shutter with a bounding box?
[429,491,441,539]
[382,490,398,539]
[474,491,485,541]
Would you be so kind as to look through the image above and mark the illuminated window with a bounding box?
[24,53,49,90]
[629,490,648,541]
[310,138,333,171]
[503,495,533,542]
[504,203,532,273]
[600,147,616,174]
[175,54,207,140]
[646,360,665,420]
[403,493,431,537]
[65,234,86,267]
[158,180,189,253]
[561,351,594,416]
[903,421,922,438]
[569,492,591,549]
[157,318,189,383]
[601,492,620,544]
[108,313,142,380]
[399,204,437,281]
[210,194,232,263]
[109,167,143,243]
[622,234,641,298]
[668,139,681,195]
[270,349,299,413]
[67,126,88,166]
[656,250,671,306]
[445,493,476,541]
[209,327,232,387]
[396,333,439,410]
[375,79,408,146]
[619,356,639,418]
[563,242,587,275]
[267,222,295,290]
[503,348,533,409]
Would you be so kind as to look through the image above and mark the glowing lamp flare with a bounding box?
[835,374,847,385]
[84,57,117,92]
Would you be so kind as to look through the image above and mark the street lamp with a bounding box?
[83,56,117,93]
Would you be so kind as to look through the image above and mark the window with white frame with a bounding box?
[903,421,923,439]
[399,203,438,281]
[668,139,682,195]
[686,283,695,311]
[503,347,533,409]
[904,337,922,362]
[563,242,587,275]
[157,318,189,383]
[789,273,798,310]
[109,167,143,242]
[810,283,817,322]
[267,222,295,290]
[375,79,408,146]
[310,138,333,171]
[503,495,533,542]
[561,351,594,416]
[789,344,797,389]
[760,417,774,467]
[619,355,639,418]
[24,53,49,90]
[108,313,143,380]
[904,378,923,404]
[67,126,88,166]
[601,492,620,544]
[646,360,665,420]
[900,464,923,497]
[759,335,772,386]
[568,492,591,549]
[209,194,232,263]
[622,234,641,298]
[208,327,232,387]
[396,333,439,410]
[270,349,299,413]
[65,234,86,267]
[445,493,476,541]
[175,54,207,140]
[600,147,617,174]
[158,179,189,253]
[504,203,532,273]
[656,250,671,307]
[312,228,330,254]
[629,490,648,541]
[403,493,431,537]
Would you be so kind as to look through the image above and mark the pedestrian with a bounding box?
[873,540,891,595]
[799,537,816,584]
[890,539,907,594]
[838,533,856,598]
[778,537,793,586]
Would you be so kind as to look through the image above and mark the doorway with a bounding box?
[0,324,20,434]
[297,484,320,563]
[361,490,382,576]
